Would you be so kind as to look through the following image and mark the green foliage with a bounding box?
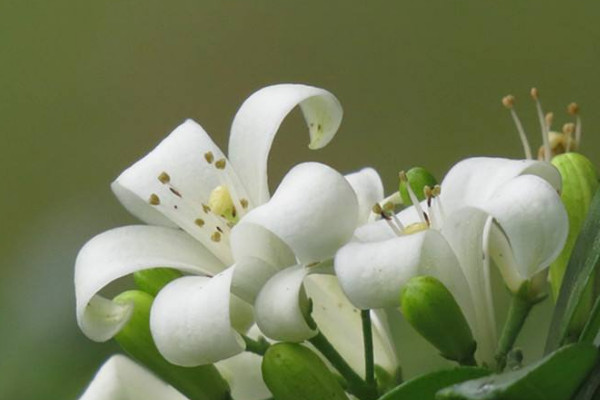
[546,187,600,352]
[437,343,598,400]
[378,367,490,400]
[113,290,231,400]
[262,343,349,400]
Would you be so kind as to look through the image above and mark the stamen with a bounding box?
[158,172,171,184]
[502,95,532,160]
[531,87,551,162]
[195,218,205,227]
[211,231,222,242]
[568,102,582,147]
[399,171,427,224]
[240,198,249,209]
[202,204,211,213]
[215,159,227,169]
[372,203,404,235]
[545,112,554,131]
[204,152,214,164]
[149,194,160,205]
[169,187,182,198]
[562,123,575,152]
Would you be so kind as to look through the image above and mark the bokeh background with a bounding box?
[2,1,600,398]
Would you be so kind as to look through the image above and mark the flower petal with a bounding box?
[241,162,358,264]
[440,207,498,364]
[150,269,250,366]
[228,84,343,205]
[78,355,188,400]
[75,225,224,342]
[112,119,246,265]
[305,274,398,375]
[254,265,317,342]
[484,174,568,280]
[334,230,472,313]
[440,157,561,217]
[216,326,272,400]
[345,167,384,225]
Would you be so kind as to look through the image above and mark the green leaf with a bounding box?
[572,361,600,400]
[545,187,600,353]
[436,343,598,400]
[377,367,490,400]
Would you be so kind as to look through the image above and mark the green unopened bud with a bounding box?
[262,343,349,400]
[134,268,183,296]
[399,167,438,205]
[550,153,599,335]
[401,276,476,365]
[114,290,231,400]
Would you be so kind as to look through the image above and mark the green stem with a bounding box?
[242,335,270,356]
[495,284,542,371]
[309,331,377,400]
[361,310,376,387]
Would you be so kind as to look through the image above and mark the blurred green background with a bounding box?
[2,1,599,398]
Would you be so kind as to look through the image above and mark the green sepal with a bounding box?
[399,167,438,205]
[133,267,183,296]
[378,367,490,400]
[436,343,598,400]
[113,290,231,400]
[262,342,350,400]
[401,276,476,365]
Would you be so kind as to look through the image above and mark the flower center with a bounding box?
[208,185,239,224]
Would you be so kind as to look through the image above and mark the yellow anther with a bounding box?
[215,159,227,169]
[403,222,429,235]
[158,172,170,184]
[502,95,515,109]
[240,198,249,209]
[567,102,579,115]
[202,204,211,213]
[545,112,554,129]
[211,231,222,242]
[195,218,205,227]
[398,170,408,182]
[204,152,214,164]
[432,185,442,197]
[149,194,160,206]
[372,203,383,214]
[383,202,395,213]
[530,87,539,100]
[563,123,575,136]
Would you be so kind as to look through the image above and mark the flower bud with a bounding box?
[399,167,438,205]
[134,268,183,296]
[550,153,599,299]
[113,290,231,400]
[262,343,349,400]
[400,276,476,365]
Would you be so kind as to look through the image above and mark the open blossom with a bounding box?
[75,84,396,398]
[335,157,568,364]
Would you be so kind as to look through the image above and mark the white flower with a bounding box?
[334,157,568,364]
[78,355,188,400]
[75,84,395,396]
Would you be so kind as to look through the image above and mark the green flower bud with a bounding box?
[262,343,349,400]
[400,276,476,365]
[399,167,438,205]
[114,290,231,400]
[550,153,599,299]
[134,267,183,296]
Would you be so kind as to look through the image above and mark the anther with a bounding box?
[204,152,214,164]
[563,122,576,152]
[149,194,160,206]
[158,172,170,184]
[211,231,222,242]
[240,198,249,209]
[545,112,554,130]
[567,102,582,147]
[567,102,579,116]
[502,94,532,159]
[202,204,211,213]
[215,159,227,169]
[194,218,205,227]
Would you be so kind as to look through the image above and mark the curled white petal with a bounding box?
[150,269,249,366]
[75,225,224,342]
[241,162,358,264]
[79,355,187,400]
[484,174,568,280]
[254,265,317,342]
[112,119,244,264]
[345,167,384,225]
[440,157,562,217]
[228,84,343,205]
